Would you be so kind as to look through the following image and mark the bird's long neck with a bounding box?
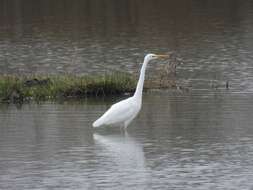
[133,58,149,101]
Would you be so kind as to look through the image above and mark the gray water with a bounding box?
[1,91,253,189]
[1,0,253,189]
[1,0,253,92]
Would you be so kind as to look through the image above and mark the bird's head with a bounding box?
[144,53,169,62]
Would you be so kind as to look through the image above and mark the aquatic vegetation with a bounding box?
[0,72,137,103]
[0,66,182,104]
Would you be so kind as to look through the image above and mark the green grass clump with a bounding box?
[0,72,136,103]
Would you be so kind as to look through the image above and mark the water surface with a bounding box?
[1,1,253,189]
[1,0,253,92]
[1,91,253,189]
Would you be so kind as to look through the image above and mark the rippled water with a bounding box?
[1,91,253,189]
[1,0,253,92]
[1,0,253,189]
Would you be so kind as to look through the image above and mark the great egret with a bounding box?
[92,53,169,129]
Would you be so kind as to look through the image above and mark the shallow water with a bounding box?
[1,0,253,92]
[1,91,253,189]
[1,0,253,189]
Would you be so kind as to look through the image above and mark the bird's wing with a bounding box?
[93,98,137,127]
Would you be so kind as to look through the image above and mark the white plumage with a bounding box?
[93,96,141,128]
[92,53,169,129]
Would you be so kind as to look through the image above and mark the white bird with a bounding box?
[92,53,169,129]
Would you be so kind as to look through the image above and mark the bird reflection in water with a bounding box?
[93,132,150,188]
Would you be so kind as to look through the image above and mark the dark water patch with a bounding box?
[0,0,253,92]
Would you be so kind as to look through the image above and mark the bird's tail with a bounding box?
[93,111,109,128]
[92,118,103,128]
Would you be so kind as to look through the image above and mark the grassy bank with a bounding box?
[0,72,137,103]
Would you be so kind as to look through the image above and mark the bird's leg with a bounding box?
[120,124,125,134]
[124,130,129,137]
[123,123,128,132]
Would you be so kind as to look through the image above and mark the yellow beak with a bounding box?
[155,54,170,58]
